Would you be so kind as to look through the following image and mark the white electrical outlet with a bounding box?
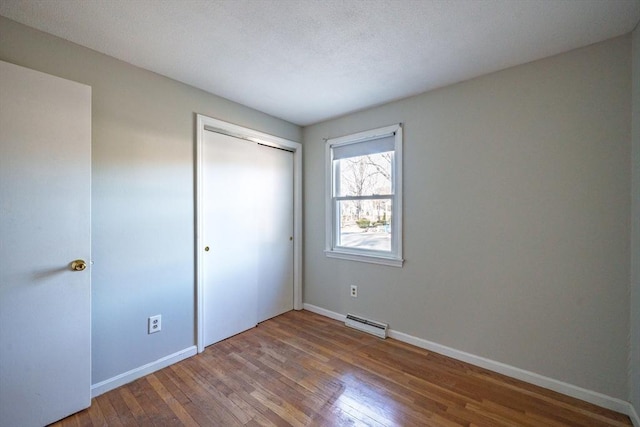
[148,315,161,334]
[350,285,358,298]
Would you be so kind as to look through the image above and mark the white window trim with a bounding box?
[325,123,404,267]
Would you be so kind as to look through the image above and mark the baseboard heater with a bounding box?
[345,313,388,339]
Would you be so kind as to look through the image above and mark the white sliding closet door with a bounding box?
[256,143,294,323]
[202,130,293,347]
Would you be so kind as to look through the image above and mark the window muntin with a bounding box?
[325,124,403,266]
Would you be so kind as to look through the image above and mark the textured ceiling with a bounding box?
[1,0,639,126]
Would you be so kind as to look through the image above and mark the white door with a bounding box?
[202,130,293,347]
[255,143,294,323]
[0,61,91,426]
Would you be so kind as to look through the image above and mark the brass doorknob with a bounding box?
[71,259,87,271]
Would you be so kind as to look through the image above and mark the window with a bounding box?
[325,124,403,267]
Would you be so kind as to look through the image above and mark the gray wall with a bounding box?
[0,17,301,384]
[631,24,640,414]
[303,36,631,399]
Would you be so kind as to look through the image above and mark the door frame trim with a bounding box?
[195,114,302,353]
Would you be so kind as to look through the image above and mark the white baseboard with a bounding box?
[303,303,636,421]
[304,303,346,322]
[91,346,197,397]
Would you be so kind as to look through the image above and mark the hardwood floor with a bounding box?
[52,310,632,426]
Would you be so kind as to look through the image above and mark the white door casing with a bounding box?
[196,115,302,352]
[0,61,91,426]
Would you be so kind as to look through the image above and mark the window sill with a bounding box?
[324,249,404,267]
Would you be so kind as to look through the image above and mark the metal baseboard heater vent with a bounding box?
[345,313,388,339]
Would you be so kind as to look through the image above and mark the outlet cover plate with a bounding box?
[148,315,161,334]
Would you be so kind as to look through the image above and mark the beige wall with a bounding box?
[303,36,631,399]
[0,17,301,384]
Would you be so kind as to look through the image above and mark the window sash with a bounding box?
[332,195,394,252]
[334,194,393,201]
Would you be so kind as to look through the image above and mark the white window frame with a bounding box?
[325,124,403,267]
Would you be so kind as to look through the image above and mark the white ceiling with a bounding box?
[1,0,639,126]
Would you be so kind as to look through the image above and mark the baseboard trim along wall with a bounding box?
[91,346,197,398]
[303,303,639,425]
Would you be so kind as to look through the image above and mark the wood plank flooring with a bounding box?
[51,310,632,426]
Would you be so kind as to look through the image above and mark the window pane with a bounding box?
[334,151,393,197]
[337,199,392,252]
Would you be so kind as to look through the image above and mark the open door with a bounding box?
[0,61,91,426]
